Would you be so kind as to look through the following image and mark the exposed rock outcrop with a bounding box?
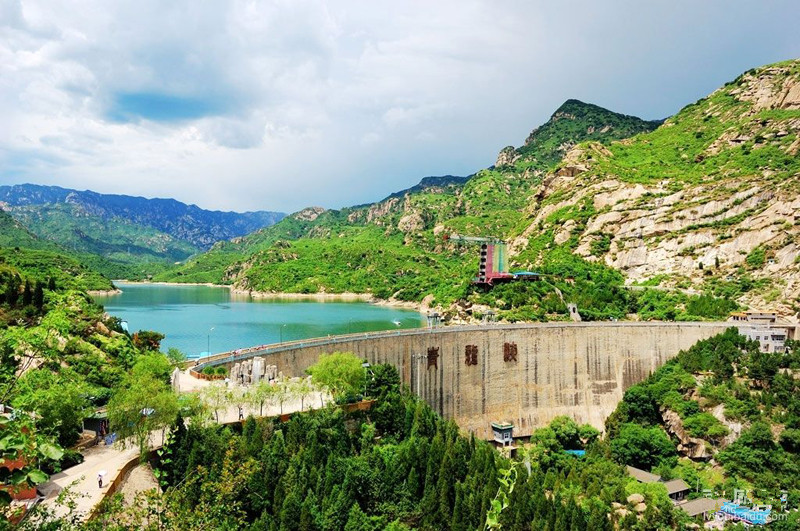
[661,407,712,460]
[495,146,519,167]
[292,206,326,222]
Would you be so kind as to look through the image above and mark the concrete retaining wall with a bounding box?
[194,322,730,439]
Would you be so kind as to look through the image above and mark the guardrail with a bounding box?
[190,321,732,374]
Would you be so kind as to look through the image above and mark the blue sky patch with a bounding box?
[108,92,225,123]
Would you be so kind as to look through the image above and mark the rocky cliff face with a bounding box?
[661,407,712,460]
[510,60,800,317]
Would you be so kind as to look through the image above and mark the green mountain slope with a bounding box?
[605,328,800,516]
[0,184,286,279]
[0,208,157,281]
[0,209,61,251]
[156,100,661,310]
[511,59,800,316]
[497,98,662,172]
[0,211,113,291]
[9,203,200,273]
[159,60,800,321]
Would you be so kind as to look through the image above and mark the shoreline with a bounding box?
[107,280,430,314]
[112,280,226,288]
[87,288,122,296]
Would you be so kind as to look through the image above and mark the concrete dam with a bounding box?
[194,322,730,439]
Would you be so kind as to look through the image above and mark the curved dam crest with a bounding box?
[195,322,731,439]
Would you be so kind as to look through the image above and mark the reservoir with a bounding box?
[93,282,426,358]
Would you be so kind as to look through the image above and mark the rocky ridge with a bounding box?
[509,60,800,317]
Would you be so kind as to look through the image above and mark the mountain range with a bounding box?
[0,184,285,278]
[1,59,797,321]
[154,59,800,320]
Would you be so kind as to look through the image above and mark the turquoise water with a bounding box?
[94,282,425,358]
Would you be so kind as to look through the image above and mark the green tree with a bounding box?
[166,347,187,367]
[108,372,180,458]
[132,330,165,351]
[5,274,19,306]
[200,382,230,423]
[293,377,315,411]
[579,424,601,446]
[130,352,173,385]
[21,280,32,306]
[779,428,800,453]
[306,352,366,400]
[275,376,295,415]
[250,379,277,416]
[32,281,44,310]
[748,350,781,388]
[610,423,676,470]
[549,416,581,449]
[619,384,660,425]
[365,364,400,398]
[12,370,90,447]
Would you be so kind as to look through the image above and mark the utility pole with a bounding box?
[206,326,215,362]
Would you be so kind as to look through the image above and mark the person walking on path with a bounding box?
[98,474,103,489]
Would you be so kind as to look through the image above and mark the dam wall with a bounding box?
[195,322,730,439]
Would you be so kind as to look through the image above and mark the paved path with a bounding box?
[39,437,146,519]
[40,369,326,521]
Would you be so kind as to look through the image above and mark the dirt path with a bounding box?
[118,463,159,506]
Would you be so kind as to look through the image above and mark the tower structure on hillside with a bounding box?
[445,234,513,286]
[445,234,540,287]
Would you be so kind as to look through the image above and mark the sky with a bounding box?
[1,1,798,214]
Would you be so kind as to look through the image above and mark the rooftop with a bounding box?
[663,478,690,495]
[679,498,726,517]
[626,466,661,484]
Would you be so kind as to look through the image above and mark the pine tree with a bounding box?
[299,489,320,531]
[587,504,611,531]
[33,281,44,310]
[6,275,19,306]
[343,503,370,531]
[279,489,302,531]
[22,280,32,306]
[48,276,56,291]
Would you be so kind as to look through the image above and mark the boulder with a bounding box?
[627,493,645,505]
[661,407,712,460]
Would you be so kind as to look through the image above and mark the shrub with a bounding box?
[611,423,677,470]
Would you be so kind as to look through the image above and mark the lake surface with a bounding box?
[94,282,425,358]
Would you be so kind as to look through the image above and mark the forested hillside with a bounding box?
[156,100,677,321]
[0,247,180,513]
[69,330,799,530]
[0,184,285,279]
[602,329,800,528]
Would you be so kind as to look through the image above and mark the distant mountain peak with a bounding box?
[553,98,590,112]
[382,175,470,202]
[292,206,326,222]
[495,100,661,169]
[0,183,286,249]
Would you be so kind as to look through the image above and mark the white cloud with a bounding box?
[0,0,798,212]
